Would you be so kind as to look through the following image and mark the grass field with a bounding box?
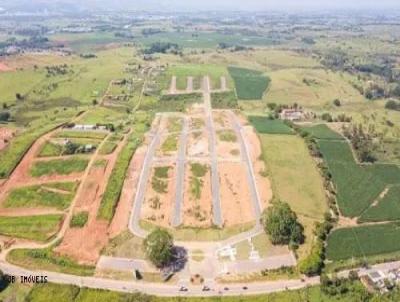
[8,246,95,276]
[30,157,89,177]
[0,215,63,242]
[161,135,178,153]
[248,116,294,135]
[55,130,108,140]
[228,66,270,100]
[263,68,367,108]
[301,124,345,140]
[211,91,238,109]
[4,182,77,210]
[327,222,400,261]
[317,139,400,217]
[259,134,327,259]
[102,231,146,259]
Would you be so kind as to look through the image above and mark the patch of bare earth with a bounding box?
[55,134,128,265]
[109,144,147,237]
[219,163,254,226]
[141,165,176,228]
[244,126,272,210]
[187,131,209,158]
[182,164,212,228]
[216,135,240,159]
[0,62,12,72]
[0,127,14,151]
[213,111,232,129]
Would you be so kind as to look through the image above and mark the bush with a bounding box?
[333,99,341,107]
[261,201,304,249]
[298,240,324,276]
[70,211,89,228]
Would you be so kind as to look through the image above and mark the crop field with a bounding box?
[317,139,400,217]
[327,222,400,261]
[3,182,77,210]
[248,116,294,135]
[359,186,400,222]
[301,124,345,140]
[0,215,63,242]
[228,66,270,100]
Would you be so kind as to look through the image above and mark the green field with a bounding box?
[228,66,270,100]
[97,116,149,222]
[259,134,327,259]
[327,222,400,261]
[0,215,63,242]
[8,246,95,276]
[359,185,400,222]
[301,124,345,140]
[211,91,238,109]
[30,157,89,177]
[318,139,400,217]
[4,182,77,210]
[248,116,294,135]
[55,130,108,140]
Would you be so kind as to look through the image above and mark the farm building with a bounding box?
[279,109,304,121]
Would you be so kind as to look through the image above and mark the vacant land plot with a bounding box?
[248,116,294,135]
[219,163,254,226]
[228,66,270,100]
[165,64,230,90]
[187,131,209,157]
[211,91,238,109]
[30,157,89,177]
[8,246,95,276]
[183,163,212,227]
[160,134,179,155]
[142,165,175,227]
[260,134,327,258]
[327,222,400,261]
[318,139,400,217]
[301,124,345,140]
[0,214,63,242]
[3,182,77,210]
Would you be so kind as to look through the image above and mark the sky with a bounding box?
[1,0,400,12]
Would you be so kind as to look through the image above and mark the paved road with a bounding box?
[204,76,223,227]
[129,116,162,238]
[97,256,158,273]
[229,111,262,221]
[0,259,319,297]
[172,117,188,227]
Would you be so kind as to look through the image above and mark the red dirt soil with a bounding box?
[0,62,12,72]
[55,133,129,265]
[0,127,14,151]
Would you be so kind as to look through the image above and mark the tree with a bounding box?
[144,228,174,268]
[0,112,10,122]
[385,100,400,111]
[261,201,304,249]
[333,99,341,107]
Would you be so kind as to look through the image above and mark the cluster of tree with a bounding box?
[79,53,97,59]
[320,273,370,300]
[321,112,351,123]
[261,201,304,250]
[45,64,70,76]
[217,42,252,52]
[298,213,334,276]
[0,111,10,122]
[114,31,135,39]
[342,124,377,163]
[141,28,163,36]
[143,42,181,55]
[144,228,174,268]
